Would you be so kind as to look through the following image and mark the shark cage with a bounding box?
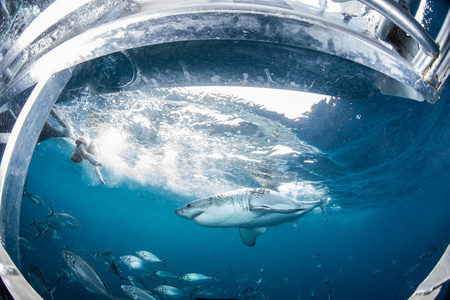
[0,0,449,299]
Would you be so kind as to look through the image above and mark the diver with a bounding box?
[70,137,105,184]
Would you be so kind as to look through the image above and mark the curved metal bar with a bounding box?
[1,1,446,105]
[0,0,94,78]
[24,5,428,98]
[0,246,42,299]
[358,0,439,56]
[424,9,450,88]
[0,68,72,264]
[409,244,450,299]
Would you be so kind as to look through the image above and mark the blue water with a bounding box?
[18,86,450,300]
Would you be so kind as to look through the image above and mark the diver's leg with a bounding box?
[95,167,105,184]
[84,152,102,166]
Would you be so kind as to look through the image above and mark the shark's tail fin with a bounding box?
[320,198,328,222]
[311,193,328,222]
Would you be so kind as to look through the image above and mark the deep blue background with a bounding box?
[18,86,450,300]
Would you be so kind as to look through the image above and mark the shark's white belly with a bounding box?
[193,203,305,228]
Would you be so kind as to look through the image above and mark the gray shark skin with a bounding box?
[175,188,327,247]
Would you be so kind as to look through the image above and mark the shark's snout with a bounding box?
[175,204,204,220]
[174,207,187,218]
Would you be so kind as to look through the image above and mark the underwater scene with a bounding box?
[18,86,450,300]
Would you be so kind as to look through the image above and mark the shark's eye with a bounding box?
[187,204,191,207]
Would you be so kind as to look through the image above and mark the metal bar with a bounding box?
[424,9,450,88]
[409,244,450,299]
[0,0,94,78]
[0,245,42,299]
[0,0,131,108]
[358,0,439,57]
[0,68,72,265]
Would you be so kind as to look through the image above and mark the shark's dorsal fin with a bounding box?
[251,206,305,214]
[239,227,266,247]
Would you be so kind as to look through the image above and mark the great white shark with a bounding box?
[175,188,327,247]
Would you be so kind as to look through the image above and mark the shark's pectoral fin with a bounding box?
[239,227,266,247]
[252,206,305,214]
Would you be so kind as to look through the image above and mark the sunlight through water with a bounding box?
[57,87,329,200]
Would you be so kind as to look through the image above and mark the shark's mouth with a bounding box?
[191,211,203,220]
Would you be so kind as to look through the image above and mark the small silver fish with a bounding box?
[107,261,127,283]
[154,270,178,281]
[19,237,35,252]
[56,268,77,284]
[153,285,187,298]
[420,245,440,259]
[47,206,80,229]
[239,286,259,297]
[404,263,420,278]
[136,250,168,268]
[179,272,219,283]
[23,190,45,206]
[122,285,157,300]
[61,241,90,258]
[46,217,63,230]
[194,287,228,297]
[128,275,147,289]
[120,255,152,273]
[29,217,47,232]
[34,227,60,241]
[94,248,115,262]
[62,250,112,298]
[28,264,56,299]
